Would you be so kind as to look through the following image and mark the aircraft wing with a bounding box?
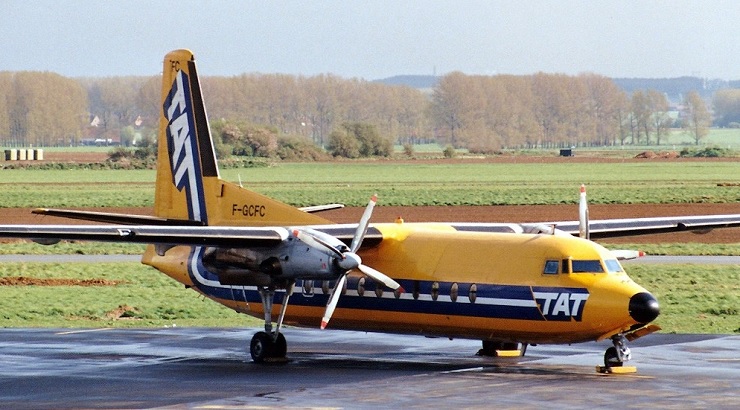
[32,205,344,224]
[532,214,740,239]
[0,225,288,248]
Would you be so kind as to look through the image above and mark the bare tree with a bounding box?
[683,90,711,145]
[648,90,671,145]
[712,89,740,127]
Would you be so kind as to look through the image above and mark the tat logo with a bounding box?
[532,288,589,321]
[163,69,205,222]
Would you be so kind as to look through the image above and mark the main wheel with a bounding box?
[250,331,273,363]
[273,332,287,358]
[604,346,623,368]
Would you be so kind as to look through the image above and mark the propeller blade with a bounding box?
[350,194,377,253]
[578,184,590,240]
[293,229,343,258]
[358,264,403,292]
[610,249,646,260]
[321,274,347,329]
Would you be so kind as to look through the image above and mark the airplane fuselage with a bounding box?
[143,221,649,345]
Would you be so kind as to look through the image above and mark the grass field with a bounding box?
[395,128,740,153]
[2,161,739,207]
[0,262,736,334]
[0,262,249,328]
[0,158,737,334]
[628,264,739,334]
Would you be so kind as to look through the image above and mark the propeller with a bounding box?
[578,184,589,239]
[295,194,403,329]
[578,184,645,260]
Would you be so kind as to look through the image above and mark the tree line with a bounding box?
[0,69,732,154]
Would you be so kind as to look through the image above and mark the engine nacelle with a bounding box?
[202,238,345,286]
[268,239,341,280]
[521,224,572,236]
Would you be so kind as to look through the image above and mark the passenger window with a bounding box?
[571,260,604,273]
[562,259,571,274]
[431,282,440,301]
[357,277,365,297]
[450,283,459,302]
[375,282,384,298]
[394,287,402,299]
[469,284,477,303]
[302,280,314,296]
[543,260,559,275]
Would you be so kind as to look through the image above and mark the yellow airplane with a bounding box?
[2,49,739,369]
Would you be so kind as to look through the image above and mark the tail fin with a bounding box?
[155,49,331,227]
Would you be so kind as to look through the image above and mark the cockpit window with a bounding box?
[604,259,623,273]
[571,260,604,273]
[543,260,559,275]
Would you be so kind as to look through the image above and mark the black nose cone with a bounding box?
[629,292,660,323]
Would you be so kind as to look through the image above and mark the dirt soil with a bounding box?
[3,151,740,243]
[0,276,124,286]
[2,203,739,244]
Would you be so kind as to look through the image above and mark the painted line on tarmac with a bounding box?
[56,328,114,335]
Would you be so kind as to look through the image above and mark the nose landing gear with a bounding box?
[604,334,631,368]
[597,333,637,374]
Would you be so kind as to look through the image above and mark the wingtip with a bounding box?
[320,320,329,330]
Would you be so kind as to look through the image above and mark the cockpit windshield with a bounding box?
[571,260,604,273]
[604,259,624,273]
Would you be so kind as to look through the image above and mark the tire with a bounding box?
[604,346,623,368]
[250,331,273,363]
[273,332,287,358]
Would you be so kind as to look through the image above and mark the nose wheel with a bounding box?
[604,334,631,368]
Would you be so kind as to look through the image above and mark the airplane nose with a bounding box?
[629,292,660,323]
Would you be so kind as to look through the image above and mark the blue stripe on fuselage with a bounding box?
[184,251,589,322]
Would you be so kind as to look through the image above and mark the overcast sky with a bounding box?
[2,1,740,80]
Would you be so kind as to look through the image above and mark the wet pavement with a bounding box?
[0,328,737,409]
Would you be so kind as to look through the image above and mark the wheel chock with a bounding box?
[495,349,522,357]
[595,365,637,374]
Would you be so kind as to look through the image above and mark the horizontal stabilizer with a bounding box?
[298,204,345,213]
[32,208,205,226]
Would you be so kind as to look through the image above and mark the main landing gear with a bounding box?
[603,333,631,368]
[250,283,293,363]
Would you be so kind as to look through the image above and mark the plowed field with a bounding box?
[2,203,738,244]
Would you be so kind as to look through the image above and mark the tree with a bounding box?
[326,128,360,158]
[345,122,392,157]
[631,90,652,145]
[581,73,627,146]
[683,91,711,145]
[647,90,671,145]
[0,73,13,144]
[712,89,740,127]
[430,72,476,147]
[7,72,87,146]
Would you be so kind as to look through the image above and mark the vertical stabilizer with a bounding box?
[154,50,330,227]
